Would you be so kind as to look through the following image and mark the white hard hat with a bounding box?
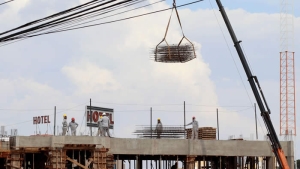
[102,113,106,116]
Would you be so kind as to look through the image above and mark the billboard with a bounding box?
[86,106,114,129]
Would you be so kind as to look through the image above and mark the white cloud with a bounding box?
[62,61,121,94]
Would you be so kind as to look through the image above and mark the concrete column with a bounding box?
[220,157,222,169]
[33,153,35,169]
[266,157,275,169]
[136,156,139,169]
[234,157,237,169]
[241,157,244,169]
[250,157,254,169]
[140,156,143,169]
[203,156,206,169]
[159,156,161,169]
[287,156,294,169]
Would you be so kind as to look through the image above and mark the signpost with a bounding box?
[33,115,51,135]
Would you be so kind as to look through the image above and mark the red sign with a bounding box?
[33,115,51,124]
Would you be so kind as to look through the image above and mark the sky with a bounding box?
[0,0,299,159]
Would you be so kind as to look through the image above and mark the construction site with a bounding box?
[0,0,296,168]
[0,129,294,169]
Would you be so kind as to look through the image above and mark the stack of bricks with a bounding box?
[185,127,216,140]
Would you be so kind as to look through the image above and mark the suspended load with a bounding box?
[152,0,196,63]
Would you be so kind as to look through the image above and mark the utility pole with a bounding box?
[54,106,56,136]
[90,98,92,136]
[254,103,258,140]
[217,108,219,140]
[151,107,152,139]
[184,101,186,138]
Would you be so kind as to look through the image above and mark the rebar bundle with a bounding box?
[152,0,196,63]
[152,44,196,63]
[133,125,186,138]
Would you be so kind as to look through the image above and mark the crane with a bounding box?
[215,0,290,169]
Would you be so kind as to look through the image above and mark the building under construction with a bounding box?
[0,130,294,169]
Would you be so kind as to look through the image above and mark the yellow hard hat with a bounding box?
[158,118,160,120]
[63,114,67,117]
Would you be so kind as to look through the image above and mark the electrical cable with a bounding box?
[0,0,14,6]
[0,0,105,36]
[47,0,158,34]
[93,101,182,106]
[16,0,148,40]
[0,0,126,41]
[0,0,202,45]
[79,109,87,134]
[35,0,202,35]
[208,0,269,143]
[3,102,87,127]
[208,0,253,107]
[0,0,149,43]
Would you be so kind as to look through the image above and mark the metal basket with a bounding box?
[151,0,196,63]
[153,43,196,63]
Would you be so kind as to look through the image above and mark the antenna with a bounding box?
[280,0,296,139]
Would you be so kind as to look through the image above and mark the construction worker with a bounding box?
[101,113,111,137]
[68,117,78,136]
[97,115,103,136]
[156,118,163,139]
[62,114,68,136]
[186,116,199,139]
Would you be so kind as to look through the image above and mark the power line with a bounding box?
[3,102,87,127]
[0,0,202,46]
[0,0,14,6]
[0,0,149,42]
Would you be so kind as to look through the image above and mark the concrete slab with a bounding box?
[12,136,293,157]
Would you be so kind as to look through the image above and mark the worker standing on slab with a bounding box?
[186,116,199,139]
[156,118,163,139]
[68,117,78,136]
[62,114,68,136]
[97,115,103,136]
[101,113,111,137]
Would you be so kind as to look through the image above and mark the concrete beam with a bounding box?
[11,136,294,157]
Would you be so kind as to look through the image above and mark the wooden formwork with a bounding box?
[91,147,115,169]
[47,145,114,169]
[186,127,216,140]
[49,149,67,169]
[5,151,24,169]
[186,155,197,169]
[3,144,114,169]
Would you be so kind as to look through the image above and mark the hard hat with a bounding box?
[158,118,160,120]
[63,114,67,117]
[71,117,75,121]
[192,116,195,119]
[102,113,106,116]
